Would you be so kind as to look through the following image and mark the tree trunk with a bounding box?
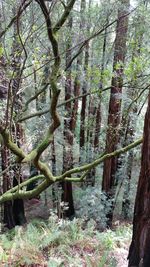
[11,9,26,225]
[79,42,89,164]
[61,9,75,219]
[120,86,138,218]
[102,0,129,227]
[93,15,108,154]
[51,137,58,208]
[121,150,133,219]
[121,8,145,218]
[2,146,15,229]
[128,92,150,267]
[85,95,96,186]
[70,0,85,133]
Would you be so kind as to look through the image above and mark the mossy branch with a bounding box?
[0,179,52,203]
[56,137,143,181]
[0,0,140,203]
[0,0,76,204]
[2,175,45,195]
[0,124,26,160]
[0,137,142,203]
[53,0,76,33]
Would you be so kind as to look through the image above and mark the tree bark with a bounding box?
[70,0,85,133]
[128,92,150,267]
[85,95,96,186]
[2,146,15,229]
[121,7,145,218]
[11,7,26,226]
[102,0,129,227]
[61,8,75,219]
[79,42,89,164]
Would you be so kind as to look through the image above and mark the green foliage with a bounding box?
[0,217,131,266]
[75,187,112,229]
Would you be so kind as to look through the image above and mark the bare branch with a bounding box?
[53,0,76,33]
[0,0,32,38]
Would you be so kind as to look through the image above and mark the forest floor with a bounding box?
[0,198,131,267]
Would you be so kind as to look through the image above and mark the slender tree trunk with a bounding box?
[128,91,150,267]
[51,137,58,208]
[92,16,108,181]
[61,9,75,219]
[121,9,145,218]
[85,95,96,186]
[2,146,15,229]
[93,15,108,154]
[0,55,15,228]
[0,9,16,228]
[79,42,89,164]
[120,87,138,218]
[121,150,133,219]
[70,0,85,133]
[10,7,26,225]
[61,0,86,214]
[0,5,16,228]
[94,102,101,153]
[102,0,129,227]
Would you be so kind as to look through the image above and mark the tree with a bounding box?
[121,6,145,219]
[102,0,130,227]
[11,5,26,225]
[128,91,150,267]
[0,0,145,225]
[0,0,77,204]
[61,3,75,218]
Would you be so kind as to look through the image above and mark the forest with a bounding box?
[0,0,149,266]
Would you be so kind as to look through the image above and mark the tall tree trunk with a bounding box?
[85,95,96,186]
[79,42,89,164]
[93,15,108,154]
[128,91,150,267]
[79,0,92,167]
[70,0,85,133]
[92,15,109,181]
[2,146,15,229]
[61,0,87,215]
[121,7,145,219]
[102,0,129,227]
[51,137,58,208]
[0,60,15,228]
[11,6,26,225]
[120,88,138,219]
[0,9,16,228]
[61,9,75,219]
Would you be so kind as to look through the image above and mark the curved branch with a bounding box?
[0,123,26,160]
[0,137,143,203]
[0,0,76,204]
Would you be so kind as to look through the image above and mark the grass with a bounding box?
[0,217,132,267]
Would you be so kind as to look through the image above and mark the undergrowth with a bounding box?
[0,216,132,267]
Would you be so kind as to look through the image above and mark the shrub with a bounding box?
[75,187,112,229]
